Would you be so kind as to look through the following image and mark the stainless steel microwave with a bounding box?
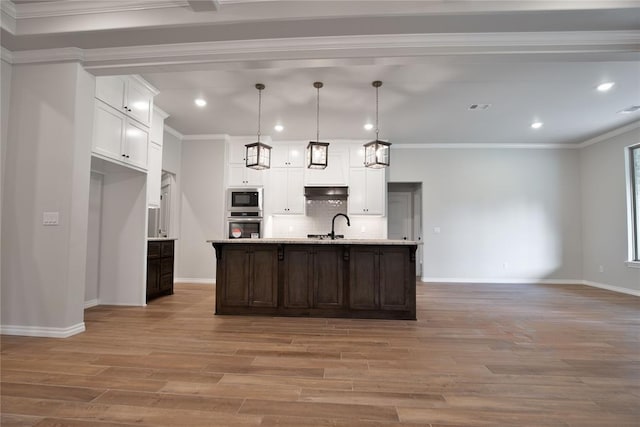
[227,188,263,215]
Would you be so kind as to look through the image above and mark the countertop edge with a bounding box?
[207,238,420,245]
[148,237,178,241]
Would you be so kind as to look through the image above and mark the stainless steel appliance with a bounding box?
[226,188,264,238]
[227,188,263,215]
[227,218,262,239]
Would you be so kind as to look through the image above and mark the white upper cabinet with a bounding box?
[349,144,367,168]
[270,168,304,214]
[348,167,385,215]
[271,143,305,168]
[229,164,265,187]
[95,75,155,127]
[304,144,348,186]
[93,101,149,171]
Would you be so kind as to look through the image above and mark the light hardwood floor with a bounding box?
[1,282,639,426]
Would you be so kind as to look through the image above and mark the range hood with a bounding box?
[304,186,349,200]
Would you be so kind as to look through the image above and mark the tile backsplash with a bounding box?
[267,200,386,239]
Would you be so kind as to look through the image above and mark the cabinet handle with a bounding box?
[122,154,126,157]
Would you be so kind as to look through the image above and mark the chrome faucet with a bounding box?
[330,213,350,240]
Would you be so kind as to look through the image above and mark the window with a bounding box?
[629,144,640,262]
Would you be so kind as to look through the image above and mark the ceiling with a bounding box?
[2,0,639,145]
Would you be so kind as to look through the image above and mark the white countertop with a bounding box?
[207,238,420,246]
[148,237,178,241]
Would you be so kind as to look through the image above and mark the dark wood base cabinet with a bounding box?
[147,240,174,302]
[212,242,417,320]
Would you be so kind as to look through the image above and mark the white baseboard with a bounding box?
[84,299,99,309]
[420,277,580,285]
[1,322,85,338]
[174,277,215,285]
[582,280,640,297]
[420,277,640,296]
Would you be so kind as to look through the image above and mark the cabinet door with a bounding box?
[160,259,174,293]
[286,168,305,214]
[305,146,347,186]
[95,76,126,112]
[228,164,247,186]
[271,145,290,168]
[222,246,250,306]
[347,168,367,215]
[147,142,162,207]
[146,258,161,300]
[126,78,153,126]
[229,140,247,164]
[313,247,343,308]
[124,120,149,170]
[250,247,278,307]
[270,168,289,213]
[379,247,410,310]
[364,168,385,215]
[245,166,264,186]
[349,247,379,309]
[287,143,305,167]
[283,247,312,308]
[93,102,125,160]
[349,144,366,168]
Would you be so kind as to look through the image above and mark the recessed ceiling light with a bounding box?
[597,82,615,92]
[364,123,374,131]
[531,121,543,129]
[194,98,207,107]
[274,124,284,132]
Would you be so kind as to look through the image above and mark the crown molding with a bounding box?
[80,30,640,71]
[577,120,640,148]
[393,143,579,150]
[0,0,16,34]
[6,30,638,69]
[10,47,85,64]
[164,125,184,140]
[154,106,170,120]
[1,47,13,64]
[182,133,230,141]
[131,74,160,96]
[13,1,191,19]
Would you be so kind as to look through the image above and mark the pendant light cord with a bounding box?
[375,84,379,141]
[257,87,262,143]
[316,85,320,142]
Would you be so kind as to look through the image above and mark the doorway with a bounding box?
[387,182,423,277]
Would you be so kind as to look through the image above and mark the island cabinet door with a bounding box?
[283,247,313,308]
[349,247,379,310]
[249,247,278,307]
[313,247,344,308]
[222,246,251,307]
[379,247,412,311]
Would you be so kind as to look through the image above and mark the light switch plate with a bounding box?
[43,211,59,226]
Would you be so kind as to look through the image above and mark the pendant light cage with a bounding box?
[307,81,329,169]
[246,83,272,170]
[364,80,391,168]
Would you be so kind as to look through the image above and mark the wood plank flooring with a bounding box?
[2,282,639,426]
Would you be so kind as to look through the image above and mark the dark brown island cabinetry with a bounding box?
[211,240,417,320]
[218,245,278,310]
[146,239,174,302]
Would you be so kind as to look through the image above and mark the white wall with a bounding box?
[1,62,94,336]
[84,172,103,306]
[389,147,583,283]
[176,137,226,282]
[1,58,12,304]
[580,126,640,294]
[162,130,181,240]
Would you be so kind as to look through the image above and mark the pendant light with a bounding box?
[307,81,329,169]
[245,83,272,170]
[364,80,391,168]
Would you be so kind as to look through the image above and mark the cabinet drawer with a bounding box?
[161,241,174,257]
[148,242,162,258]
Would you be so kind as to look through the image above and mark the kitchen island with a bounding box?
[208,238,418,320]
